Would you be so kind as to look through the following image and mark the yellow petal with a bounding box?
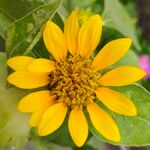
[92,38,132,70]
[29,109,46,127]
[7,71,49,89]
[96,87,137,116]
[78,14,102,58]
[38,103,67,136]
[64,10,79,56]
[43,20,67,61]
[29,104,53,127]
[7,56,34,71]
[28,58,55,73]
[68,107,88,147]
[87,102,120,142]
[18,90,55,112]
[99,66,146,86]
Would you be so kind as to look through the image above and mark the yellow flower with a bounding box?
[7,10,146,147]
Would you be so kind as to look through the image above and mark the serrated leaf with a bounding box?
[5,0,62,58]
[89,84,150,146]
[102,0,141,50]
[0,0,46,39]
[0,52,30,149]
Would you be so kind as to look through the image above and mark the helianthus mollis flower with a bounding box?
[7,10,146,147]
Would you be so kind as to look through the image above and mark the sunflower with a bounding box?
[7,10,146,147]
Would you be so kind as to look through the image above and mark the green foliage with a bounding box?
[103,0,141,50]
[0,0,63,149]
[0,0,46,39]
[5,0,62,58]
[0,37,5,51]
[89,84,150,146]
[86,136,102,150]
[0,53,30,149]
[31,116,75,148]
[63,0,97,12]
[0,11,13,39]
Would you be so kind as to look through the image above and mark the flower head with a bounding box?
[7,10,146,147]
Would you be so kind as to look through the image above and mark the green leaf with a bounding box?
[0,0,45,19]
[57,5,68,22]
[0,52,6,62]
[102,0,141,50]
[89,84,150,146]
[0,87,30,149]
[65,0,97,9]
[31,115,75,148]
[0,52,7,87]
[0,52,30,149]
[87,136,102,150]
[31,5,68,58]
[0,0,46,39]
[0,36,5,51]
[5,0,62,57]
[31,130,72,150]
[0,11,13,38]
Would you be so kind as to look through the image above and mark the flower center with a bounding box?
[49,56,100,109]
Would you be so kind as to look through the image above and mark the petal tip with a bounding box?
[75,141,85,147]
[114,134,121,143]
[129,106,137,116]
[38,129,45,136]
[126,37,133,42]
[38,125,48,136]
[93,14,102,19]
[6,59,11,67]
[18,101,26,112]
[68,108,88,147]
[28,118,37,127]
[38,128,43,136]
[45,20,51,26]
[142,69,147,78]
[136,67,147,80]
[123,38,133,48]
[92,14,102,25]
[18,104,23,112]
[71,9,78,15]
[110,126,121,143]
[7,74,13,85]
